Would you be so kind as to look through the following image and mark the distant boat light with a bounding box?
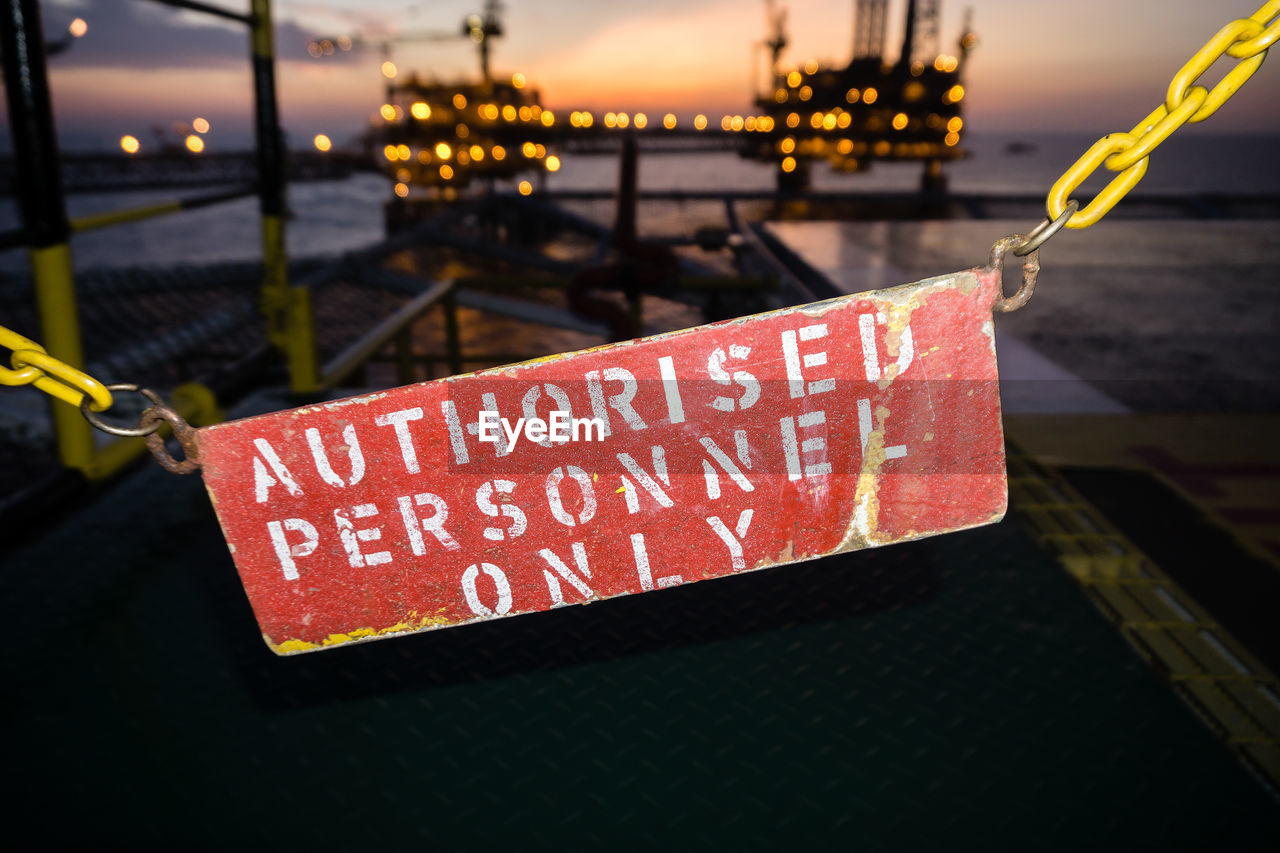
[68,18,87,38]
[314,134,332,152]
[120,135,140,154]
[192,117,210,134]
[185,135,204,153]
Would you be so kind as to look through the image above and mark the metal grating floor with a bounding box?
[2,420,1277,847]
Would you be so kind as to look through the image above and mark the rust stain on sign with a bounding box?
[198,269,1006,654]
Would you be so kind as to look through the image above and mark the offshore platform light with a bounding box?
[803,58,818,74]
[633,113,647,129]
[892,112,908,130]
[337,35,352,50]
[120,135,140,154]
[435,142,452,159]
[512,72,526,88]
[785,70,801,87]
[545,155,561,172]
[730,115,744,131]
[417,149,431,164]
[780,155,796,173]
[694,113,707,130]
[313,134,332,152]
[68,17,87,38]
[581,111,594,128]
[411,102,431,120]
[863,87,878,104]
[396,167,411,182]
[383,144,398,161]
[779,136,795,153]
[774,88,788,103]
[439,164,454,179]
[944,84,965,104]
[503,105,517,121]
[453,93,468,109]
[185,134,204,153]
[192,117,210,134]
[379,104,396,121]
[521,141,536,157]
[837,113,851,129]
[948,116,963,132]
[381,60,397,79]
[396,143,410,160]
[822,113,837,130]
[798,85,812,101]
[604,112,617,128]
[456,124,470,138]
[469,145,484,161]
[720,115,733,131]
[394,182,409,197]
[910,60,924,77]
[534,143,547,158]
[616,112,630,128]
[945,131,960,146]
[517,180,532,195]
[663,113,677,129]
[541,110,555,127]
[491,145,506,160]
[456,149,470,165]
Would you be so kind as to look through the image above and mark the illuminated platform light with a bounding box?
[663,113,677,129]
[781,156,796,173]
[394,182,409,197]
[456,124,469,138]
[396,144,410,160]
[803,59,818,74]
[541,110,555,127]
[909,60,924,77]
[774,88,788,103]
[512,72,526,89]
[381,61,397,79]
[545,155,561,172]
[418,150,431,164]
[534,143,546,158]
[604,112,618,128]
[809,112,823,129]
[313,134,332,152]
[874,140,891,156]
[518,180,532,195]
[120,135,140,154]
[945,131,960,146]
[744,116,757,132]
[947,116,963,132]
[730,115,744,132]
[492,145,506,160]
[836,138,853,154]
[944,84,965,103]
[439,164,454,180]
[192,117,210,134]
[338,35,352,51]
[633,112,647,129]
[379,104,396,121]
[786,112,799,128]
[570,111,582,127]
[720,115,733,131]
[694,114,707,130]
[846,88,860,103]
[185,134,204,153]
[470,144,484,161]
[837,112,851,129]
[798,85,812,101]
[822,113,837,130]
[779,137,795,154]
[502,105,517,122]
[435,142,452,159]
[616,112,630,129]
[396,167,411,182]
[786,70,801,88]
[892,112,908,130]
[531,105,542,119]
[758,116,775,132]
[522,141,536,157]
[68,17,87,38]
[863,88,878,104]
[453,93,468,109]
[456,149,470,165]
[581,111,594,128]
[411,102,431,120]
[384,144,399,161]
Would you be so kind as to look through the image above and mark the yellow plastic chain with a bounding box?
[0,324,113,411]
[1048,1,1280,228]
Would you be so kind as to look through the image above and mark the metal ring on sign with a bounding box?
[989,235,1040,313]
[142,404,201,475]
[1014,199,1079,257]
[80,383,166,437]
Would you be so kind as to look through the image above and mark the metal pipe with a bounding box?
[70,184,257,233]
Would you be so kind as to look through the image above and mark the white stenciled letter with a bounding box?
[475,479,527,541]
[585,367,647,437]
[306,424,366,488]
[780,410,832,480]
[398,492,460,554]
[333,503,391,568]
[700,436,755,500]
[858,398,907,460]
[631,532,683,591]
[252,438,301,503]
[781,323,834,398]
[375,407,424,474]
[539,542,593,606]
[617,445,672,514]
[266,518,317,581]
[708,344,760,412]
[706,510,754,571]
[859,312,914,382]
[545,465,597,527]
[462,562,513,617]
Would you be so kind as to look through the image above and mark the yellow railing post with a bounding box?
[251,0,318,392]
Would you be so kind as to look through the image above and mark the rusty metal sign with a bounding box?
[198,269,1007,654]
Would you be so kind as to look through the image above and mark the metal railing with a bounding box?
[0,0,314,478]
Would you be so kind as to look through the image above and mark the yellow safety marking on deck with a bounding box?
[1007,441,1280,797]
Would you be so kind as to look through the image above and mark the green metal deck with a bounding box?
[3,400,1276,847]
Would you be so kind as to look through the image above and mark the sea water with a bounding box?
[0,132,1276,276]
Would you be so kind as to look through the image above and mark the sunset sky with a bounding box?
[21,0,1280,150]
